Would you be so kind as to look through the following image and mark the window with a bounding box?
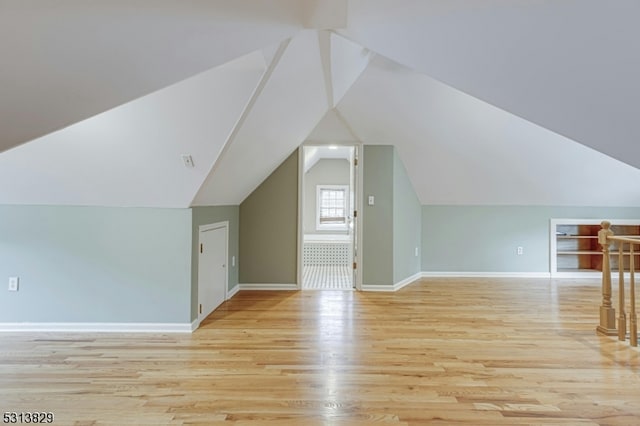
[316,185,349,230]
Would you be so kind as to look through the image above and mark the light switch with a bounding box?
[368,195,375,206]
[8,277,19,291]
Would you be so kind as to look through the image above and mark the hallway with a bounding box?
[302,264,353,290]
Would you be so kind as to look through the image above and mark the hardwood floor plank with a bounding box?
[1,278,639,425]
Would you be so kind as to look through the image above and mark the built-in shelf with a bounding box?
[550,219,640,277]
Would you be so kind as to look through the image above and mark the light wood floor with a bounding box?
[1,278,640,425]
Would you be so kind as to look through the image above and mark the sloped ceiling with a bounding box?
[192,30,328,205]
[343,0,640,169]
[0,0,309,153]
[1,1,638,208]
[306,109,358,144]
[337,56,640,206]
[329,32,372,107]
[0,51,266,207]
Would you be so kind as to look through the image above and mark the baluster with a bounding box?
[630,243,637,347]
[597,221,616,335]
[618,243,626,341]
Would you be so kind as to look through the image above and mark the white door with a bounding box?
[198,224,227,321]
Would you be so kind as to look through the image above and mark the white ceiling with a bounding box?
[303,145,353,174]
[306,109,358,145]
[343,0,640,169]
[1,1,638,208]
[0,0,307,153]
[192,30,328,206]
[337,56,640,206]
[0,51,266,207]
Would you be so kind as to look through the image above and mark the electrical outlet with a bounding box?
[517,246,524,255]
[8,277,19,291]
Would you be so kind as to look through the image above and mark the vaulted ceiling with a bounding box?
[1,0,639,207]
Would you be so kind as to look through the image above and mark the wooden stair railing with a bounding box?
[597,220,639,347]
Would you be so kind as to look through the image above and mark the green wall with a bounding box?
[362,145,422,286]
[393,149,422,283]
[239,149,299,284]
[422,205,640,272]
[0,205,192,323]
[191,206,239,321]
[362,146,394,285]
[4,158,635,327]
[236,145,421,287]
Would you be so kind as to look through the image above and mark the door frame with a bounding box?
[196,221,229,329]
[297,143,364,290]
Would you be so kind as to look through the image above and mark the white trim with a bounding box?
[421,271,552,278]
[361,284,395,292]
[238,283,298,291]
[394,272,422,290]
[0,322,194,333]
[365,270,606,283]
[191,319,199,332]
[199,221,229,233]
[296,146,304,290]
[362,272,423,292]
[298,143,363,291]
[226,284,240,299]
[316,184,349,231]
[354,144,363,291]
[548,218,640,226]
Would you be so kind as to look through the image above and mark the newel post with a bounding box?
[597,221,617,335]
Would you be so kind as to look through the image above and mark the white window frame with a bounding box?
[316,185,349,231]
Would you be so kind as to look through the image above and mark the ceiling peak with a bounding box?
[304,0,348,29]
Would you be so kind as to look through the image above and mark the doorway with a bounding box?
[298,144,361,290]
[197,222,228,326]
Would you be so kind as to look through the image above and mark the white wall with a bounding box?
[303,158,350,234]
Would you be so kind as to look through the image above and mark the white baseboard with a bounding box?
[361,271,563,291]
[191,287,240,332]
[362,272,423,292]
[421,271,552,279]
[226,285,241,299]
[361,284,394,291]
[238,283,298,291]
[551,271,619,280]
[394,272,423,291]
[0,322,194,333]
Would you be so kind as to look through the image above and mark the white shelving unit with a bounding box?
[550,219,640,277]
